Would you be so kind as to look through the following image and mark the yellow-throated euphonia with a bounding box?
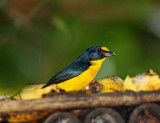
[42,46,115,91]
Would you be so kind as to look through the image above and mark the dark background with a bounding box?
[0,0,160,88]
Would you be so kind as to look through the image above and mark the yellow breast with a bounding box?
[57,58,106,91]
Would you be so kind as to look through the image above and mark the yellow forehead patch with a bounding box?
[101,47,109,51]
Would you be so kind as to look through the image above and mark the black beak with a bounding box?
[104,51,115,57]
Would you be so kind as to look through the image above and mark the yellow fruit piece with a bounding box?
[0,111,53,123]
[124,69,160,92]
[97,76,124,93]
[13,84,57,100]
[0,87,21,100]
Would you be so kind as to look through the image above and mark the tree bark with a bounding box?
[0,91,160,113]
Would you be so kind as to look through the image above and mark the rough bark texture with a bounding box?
[0,91,160,113]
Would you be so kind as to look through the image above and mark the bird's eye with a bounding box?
[98,49,101,52]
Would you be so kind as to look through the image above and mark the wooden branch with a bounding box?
[1,91,160,113]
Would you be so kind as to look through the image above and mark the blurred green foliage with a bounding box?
[0,0,160,88]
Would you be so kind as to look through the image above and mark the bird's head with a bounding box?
[86,46,115,61]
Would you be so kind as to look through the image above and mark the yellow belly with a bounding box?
[57,58,106,91]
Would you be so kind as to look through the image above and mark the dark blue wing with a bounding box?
[42,59,90,88]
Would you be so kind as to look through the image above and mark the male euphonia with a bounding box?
[42,46,115,91]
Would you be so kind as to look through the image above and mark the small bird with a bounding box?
[42,46,115,91]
